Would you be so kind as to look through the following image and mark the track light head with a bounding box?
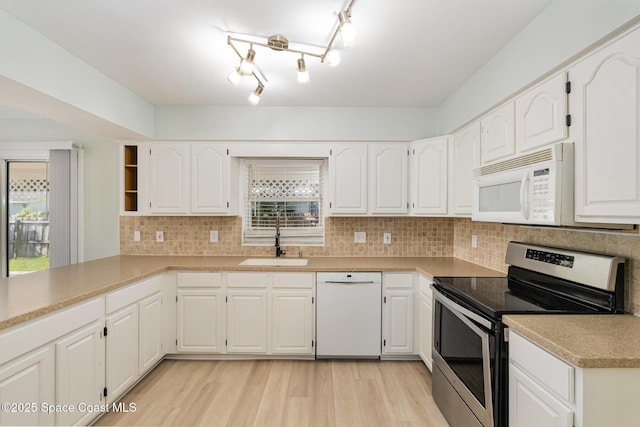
[248,83,264,105]
[227,67,243,86]
[325,49,341,67]
[297,57,310,84]
[338,10,357,48]
[239,48,256,75]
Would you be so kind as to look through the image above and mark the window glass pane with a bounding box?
[8,162,50,276]
[243,160,324,245]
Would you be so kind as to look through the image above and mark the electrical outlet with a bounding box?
[471,235,477,248]
[354,232,366,243]
[156,231,164,243]
[383,232,392,244]
[133,230,141,242]
[209,230,219,243]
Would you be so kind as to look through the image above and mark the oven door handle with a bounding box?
[433,289,493,330]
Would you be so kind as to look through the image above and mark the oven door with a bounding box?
[432,289,496,427]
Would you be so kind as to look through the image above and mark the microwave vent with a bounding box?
[474,144,562,177]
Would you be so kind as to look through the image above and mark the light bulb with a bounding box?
[248,84,263,105]
[227,68,242,86]
[338,11,357,48]
[340,22,357,48]
[325,50,341,67]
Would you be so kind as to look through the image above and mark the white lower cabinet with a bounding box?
[226,289,268,354]
[55,321,105,426]
[418,275,433,371]
[509,330,640,427]
[382,273,416,357]
[176,271,315,357]
[272,272,315,355]
[0,345,55,426]
[510,363,573,427]
[105,305,138,403]
[177,289,225,353]
[138,293,163,374]
[104,275,167,404]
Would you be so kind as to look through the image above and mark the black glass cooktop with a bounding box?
[433,276,560,319]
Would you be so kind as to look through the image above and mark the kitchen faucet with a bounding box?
[274,215,285,258]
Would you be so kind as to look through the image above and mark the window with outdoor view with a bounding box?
[242,159,325,246]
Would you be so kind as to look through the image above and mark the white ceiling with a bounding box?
[0,0,553,109]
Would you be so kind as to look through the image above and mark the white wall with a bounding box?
[155,106,437,141]
[0,119,120,261]
[0,10,154,140]
[437,0,640,134]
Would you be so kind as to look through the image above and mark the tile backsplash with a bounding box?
[120,215,640,314]
[119,216,453,258]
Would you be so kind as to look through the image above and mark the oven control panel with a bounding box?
[525,249,574,268]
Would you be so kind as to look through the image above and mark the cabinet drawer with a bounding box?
[177,272,222,288]
[383,272,415,288]
[227,272,269,287]
[509,331,574,403]
[273,272,314,288]
[106,275,164,314]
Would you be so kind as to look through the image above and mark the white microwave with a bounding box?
[472,142,575,226]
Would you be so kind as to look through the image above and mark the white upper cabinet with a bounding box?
[570,26,640,224]
[329,144,368,214]
[410,137,448,215]
[449,122,479,216]
[191,144,230,214]
[149,142,190,214]
[369,143,409,214]
[480,102,516,165]
[515,72,568,153]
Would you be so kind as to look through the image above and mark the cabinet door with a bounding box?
[0,346,55,426]
[410,137,448,215]
[227,289,268,353]
[509,363,573,427]
[138,293,163,375]
[418,278,433,371]
[450,122,478,215]
[177,289,225,353]
[192,144,230,214]
[272,290,314,355]
[515,72,568,153]
[370,144,408,214]
[106,304,139,403]
[150,142,189,213]
[480,102,515,165]
[571,27,640,224]
[55,321,104,426]
[329,144,368,214]
[382,290,414,354]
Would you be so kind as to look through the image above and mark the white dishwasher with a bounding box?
[316,272,382,358]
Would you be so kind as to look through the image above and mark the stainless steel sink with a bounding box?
[239,258,309,266]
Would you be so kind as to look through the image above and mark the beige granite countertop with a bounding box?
[0,255,503,331]
[504,314,640,368]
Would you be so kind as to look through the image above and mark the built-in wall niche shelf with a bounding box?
[124,145,138,211]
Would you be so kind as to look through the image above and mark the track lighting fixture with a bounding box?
[297,56,309,84]
[248,83,264,105]
[226,0,357,103]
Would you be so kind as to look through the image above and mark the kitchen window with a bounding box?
[242,159,325,246]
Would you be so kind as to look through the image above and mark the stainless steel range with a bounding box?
[431,242,625,427]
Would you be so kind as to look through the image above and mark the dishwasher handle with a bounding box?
[321,280,376,284]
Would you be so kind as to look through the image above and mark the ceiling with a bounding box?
[0,0,553,109]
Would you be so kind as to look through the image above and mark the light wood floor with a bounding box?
[95,359,449,427]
